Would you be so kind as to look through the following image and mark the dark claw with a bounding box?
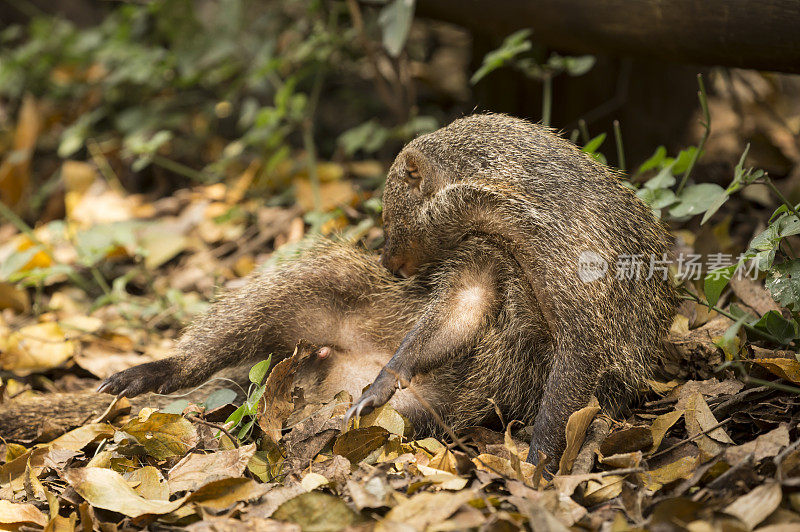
[343,395,376,430]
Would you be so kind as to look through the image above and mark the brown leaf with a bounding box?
[725,481,782,529]
[726,423,790,464]
[0,95,39,208]
[380,490,477,530]
[258,343,312,443]
[649,409,685,453]
[119,412,198,460]
[0,500,48,528]
[558,397,600,475]
[272,491,360,530]
[600,427,653,456]
[684,392,733,458]
[752,358,800,384]
[168,444,256,494]
[184,477,269,510]
[63,467,185,518]
[472,453,537,480]
[332,426,389,463]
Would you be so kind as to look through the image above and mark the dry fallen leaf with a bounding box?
[3,322,75,375]
[649,409,685,454]
[684,392,733,458]
[64,467,185,518]
[752,358,800,384]
[127,466,169,500]
[168,444,256,494]
[725,481,782,529]
[558,396,600,475]
[379,490,477,531]
[600,426,653,456]
[0,499,48,529]
[272,491,360,530]
[725,423,790,464]
[119,413,198,460]
[332,426,390,463]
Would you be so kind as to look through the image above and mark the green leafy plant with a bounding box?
[471,29,595,126]
[224,355,272,441]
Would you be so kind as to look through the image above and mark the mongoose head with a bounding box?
[382,113,537,276]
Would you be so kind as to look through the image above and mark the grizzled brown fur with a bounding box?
[19,114,675,467]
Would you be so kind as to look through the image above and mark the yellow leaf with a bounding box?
[0,95,39,209]
[640,455,698,491]
[3,322,74,374]
[301,472,330,492]
[649,409,685,454]
[0,500,48,528]
[119,413,198,460]
[50,424,116,451]
[558,397,600,475]
[0,282,30,313]
[332,426,390,463]
[753,357,800,384]
[64,467,185,518]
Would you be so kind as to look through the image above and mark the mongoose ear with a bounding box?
[404,161,422,189]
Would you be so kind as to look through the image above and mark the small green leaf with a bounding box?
[237,419,255,440]
[643,164,676,190]
[246,384,267,414]
[471,29,533,84]
[637,146,667,175]
[637,187,676,210]
[581,133,606,155]
[225,404,246,428]
[753,310,800,344]
[204,388,237,411]
[672,146,699,175]
[704,263,737,307]
[378,0,415,57]
[669,183,726,218]
[766,260,800,312]
[700,189,731,225]
[249,355,272,385]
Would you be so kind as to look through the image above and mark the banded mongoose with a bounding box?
[98,113,678,467]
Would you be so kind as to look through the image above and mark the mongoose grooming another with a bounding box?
[98,113,678,467]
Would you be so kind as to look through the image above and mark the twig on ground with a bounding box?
[650,418,732,459]
[572,417,611,475]
[191,416,240,448]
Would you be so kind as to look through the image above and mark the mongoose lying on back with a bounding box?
[99,113,678,467]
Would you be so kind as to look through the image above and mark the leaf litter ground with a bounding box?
[3,146,800,531]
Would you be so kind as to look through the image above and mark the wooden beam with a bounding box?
[417,0,800,73]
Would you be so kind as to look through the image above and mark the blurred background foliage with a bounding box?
[1,0,800,346]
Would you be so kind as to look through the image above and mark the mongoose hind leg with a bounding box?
[99,239,425,398]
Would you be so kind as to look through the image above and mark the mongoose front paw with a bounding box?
[97,359,177,397]
[343,368,404,428]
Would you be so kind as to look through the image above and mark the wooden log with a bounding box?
[417,0,800,73]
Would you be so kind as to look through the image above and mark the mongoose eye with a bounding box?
[405,165,421,188]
